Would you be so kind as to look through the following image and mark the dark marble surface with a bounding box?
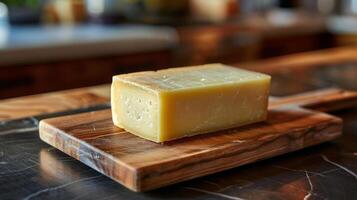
[0,64,356,200]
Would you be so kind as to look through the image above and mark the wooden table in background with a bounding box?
[175,13,331,66]
[0,47,356,200]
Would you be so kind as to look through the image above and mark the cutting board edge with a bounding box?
[38,120,141,192]
[134,114,343,191]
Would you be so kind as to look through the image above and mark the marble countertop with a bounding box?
[0,24,178,67]
[0,47,356,200]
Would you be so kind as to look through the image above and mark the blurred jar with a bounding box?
[190,0,238,23]
[85,0,126,23]
[0,2,8,47]
[0,2,8,25]
[45,0,86,24]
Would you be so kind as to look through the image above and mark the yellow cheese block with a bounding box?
[111,64,271,143]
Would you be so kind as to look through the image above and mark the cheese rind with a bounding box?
[111,64,271,143]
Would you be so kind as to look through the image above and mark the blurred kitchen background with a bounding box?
[1,0,357,99]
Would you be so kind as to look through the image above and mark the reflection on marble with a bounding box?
[0,117,38,136]
[321,154,357,179]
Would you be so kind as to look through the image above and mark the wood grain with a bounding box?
[39,88,357,191]
[0,87,108,121]
[242,47,357,74]
[269,88,357,111]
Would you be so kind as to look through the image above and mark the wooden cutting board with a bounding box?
[39,88,357,192]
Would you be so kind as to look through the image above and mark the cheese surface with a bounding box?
[111,64,271,142]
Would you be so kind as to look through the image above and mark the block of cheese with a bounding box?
[111,64,271,143]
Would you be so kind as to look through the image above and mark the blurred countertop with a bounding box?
[0,24,178,67]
